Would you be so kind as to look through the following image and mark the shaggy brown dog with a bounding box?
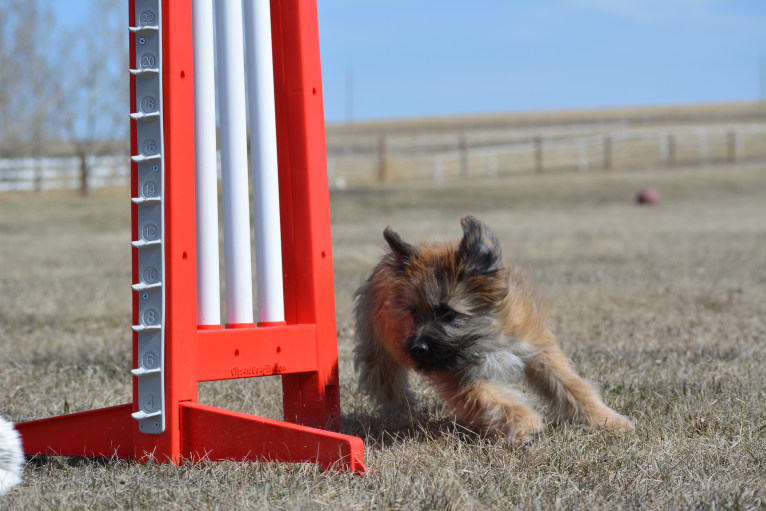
[353,216,634,444]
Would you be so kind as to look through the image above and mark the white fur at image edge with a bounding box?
[0,416,23,496]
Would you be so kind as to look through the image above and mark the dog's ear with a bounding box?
[458,216,503,274]
[384,227,417,260]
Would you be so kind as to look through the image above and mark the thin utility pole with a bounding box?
[345,67,354,124]
[759,55,766,113]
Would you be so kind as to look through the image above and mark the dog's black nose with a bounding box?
[411,340,429,354]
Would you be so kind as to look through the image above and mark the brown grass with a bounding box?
[1,163,765,509]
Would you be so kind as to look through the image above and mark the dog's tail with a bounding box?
[0,415,23,496]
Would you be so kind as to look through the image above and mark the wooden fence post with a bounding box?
[667,133,676,167]
[697,129,708,163]
[34,159,42,194]
[603,135,612,171]
[534,136,543,173]
[488,152,499,177]
[727,131,737,163]
[377,133,388,183]
[577,140,588,171]
[458,132,468,178]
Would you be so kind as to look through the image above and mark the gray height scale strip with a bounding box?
[130,0,166,434]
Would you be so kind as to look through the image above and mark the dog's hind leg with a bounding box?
[523,336,633,431]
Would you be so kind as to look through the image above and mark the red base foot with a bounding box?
[180,402,366,473]
[16,404,134,459]
[15,403,366,474]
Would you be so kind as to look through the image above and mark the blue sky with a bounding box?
[54,1,766,123]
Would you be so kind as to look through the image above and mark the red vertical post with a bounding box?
[129,0,140,456]
[270,0,341,431]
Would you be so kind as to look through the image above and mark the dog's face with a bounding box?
[381,216,509,374]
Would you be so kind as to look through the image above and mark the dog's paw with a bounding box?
[504,411,545,445]
[588,407,635,432]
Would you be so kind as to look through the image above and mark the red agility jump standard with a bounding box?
[16,0,366,473]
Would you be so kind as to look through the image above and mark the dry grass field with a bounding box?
[1,163,765,509]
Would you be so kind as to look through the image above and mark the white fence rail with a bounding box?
[0,155,129,192]
[2,123,765,192]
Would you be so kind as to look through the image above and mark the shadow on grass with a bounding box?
[25,455,118,469]
[341,407,483,448]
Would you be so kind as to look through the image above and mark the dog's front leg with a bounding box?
[354,338,416,413]
[523,341,634,431]
[435,377,544,445]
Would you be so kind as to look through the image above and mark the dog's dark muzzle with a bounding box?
[406,334,459,372]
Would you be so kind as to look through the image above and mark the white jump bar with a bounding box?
[215,0,255,326]
[244,0,285,324]
[192,0,221,327]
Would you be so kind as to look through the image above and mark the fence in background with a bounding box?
[2,123,765,192]
[0,155,128,192]
[326,122,766,188]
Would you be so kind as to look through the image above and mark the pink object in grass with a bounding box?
[636,187,661,205]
